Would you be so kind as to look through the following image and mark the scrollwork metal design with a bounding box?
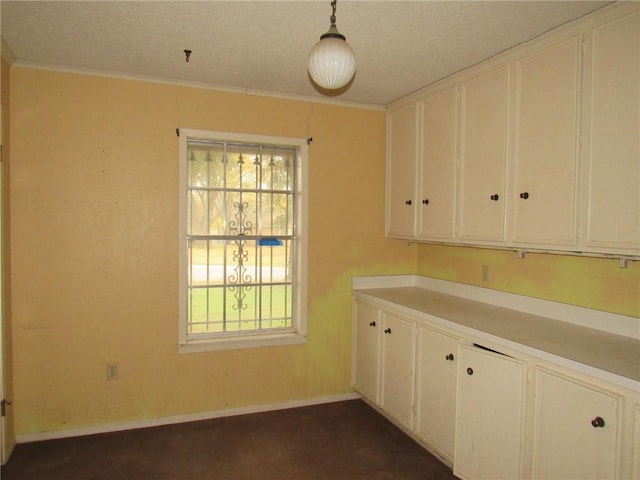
[227,201,253,311]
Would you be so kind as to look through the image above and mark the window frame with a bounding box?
[178,128,308,353]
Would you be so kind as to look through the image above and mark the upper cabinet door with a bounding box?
[417,86,457,241]
[386,102,419,238]
[512,35,581,247]
[458,66,510,243]
[583,10,640,255]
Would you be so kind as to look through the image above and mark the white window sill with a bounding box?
[178,332,307,354]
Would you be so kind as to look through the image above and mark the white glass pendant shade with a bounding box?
[308,28,356,89]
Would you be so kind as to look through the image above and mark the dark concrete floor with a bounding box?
[1,399,458,480]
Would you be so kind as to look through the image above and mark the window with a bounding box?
[178,129,307,352]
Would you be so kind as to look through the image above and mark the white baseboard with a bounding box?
[16,392,360,444]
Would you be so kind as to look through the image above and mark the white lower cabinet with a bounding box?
[380,311,416,429]
[352,299,381,403]
[415,325,460,462]
[352,294,638,479]
[454,344,527,480]
[532,366,623,480]
[352,298,415,430]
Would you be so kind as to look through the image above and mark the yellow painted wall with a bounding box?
[417,244,640,317]
[1,56,16,456]
[10,64,638,440]
[9,67,416,436]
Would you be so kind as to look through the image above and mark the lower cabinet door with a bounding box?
[352,300,381,403]
[415,325,460,462]
[532,366,622,480]
[454,344,527,480]
[380,312,416,429]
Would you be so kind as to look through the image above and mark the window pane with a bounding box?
[184,137,297,340]
[188,286,225,334]
[257,239,292,283]
[187,143,225,188]
[259,285,292,327]
[263,148,295,191]
[188,239,226,286]
[261,192,294,236]
[225,144,261,190]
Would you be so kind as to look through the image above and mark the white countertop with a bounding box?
[353,276,640,391]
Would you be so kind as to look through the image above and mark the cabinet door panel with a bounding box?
[532,367,621,480]
[381,312,415,429]
[418,87,457,240]
[387,102,418,237]
[455,345,527,480]
[416,326,460,461]
[353,301,381,403]
[585,11,640,253]
[459,66,509,242]
[513,36,580,246]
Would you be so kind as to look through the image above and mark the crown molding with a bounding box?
[1,37,16,65]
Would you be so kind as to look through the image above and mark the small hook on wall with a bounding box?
[183,49,192,63]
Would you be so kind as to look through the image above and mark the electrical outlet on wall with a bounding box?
[106,363,119,380]
[481,265,489,283]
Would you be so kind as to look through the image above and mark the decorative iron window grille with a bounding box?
[184,139,297,339]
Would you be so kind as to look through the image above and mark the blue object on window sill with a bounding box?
[256,237,283,247]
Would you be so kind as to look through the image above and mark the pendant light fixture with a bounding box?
[308,0,356,90]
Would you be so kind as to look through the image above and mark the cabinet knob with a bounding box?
[405,200,412,205]
[591,416,605,428]
[369,321,376,327]
[490,194,499,201]
[422,199,430,205]
[466,367,474,375]
[519,192,530,200]
[384,328,392,334]
[445,353,455,361]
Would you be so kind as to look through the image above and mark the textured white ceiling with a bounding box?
[1,0,611,106]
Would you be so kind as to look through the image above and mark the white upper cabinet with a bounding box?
[582,9,640,255]
[458,66,510,243]
[385,3,639,258]
[386,101,418,238]
[512,35,581,248]
[417,86,458,241]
